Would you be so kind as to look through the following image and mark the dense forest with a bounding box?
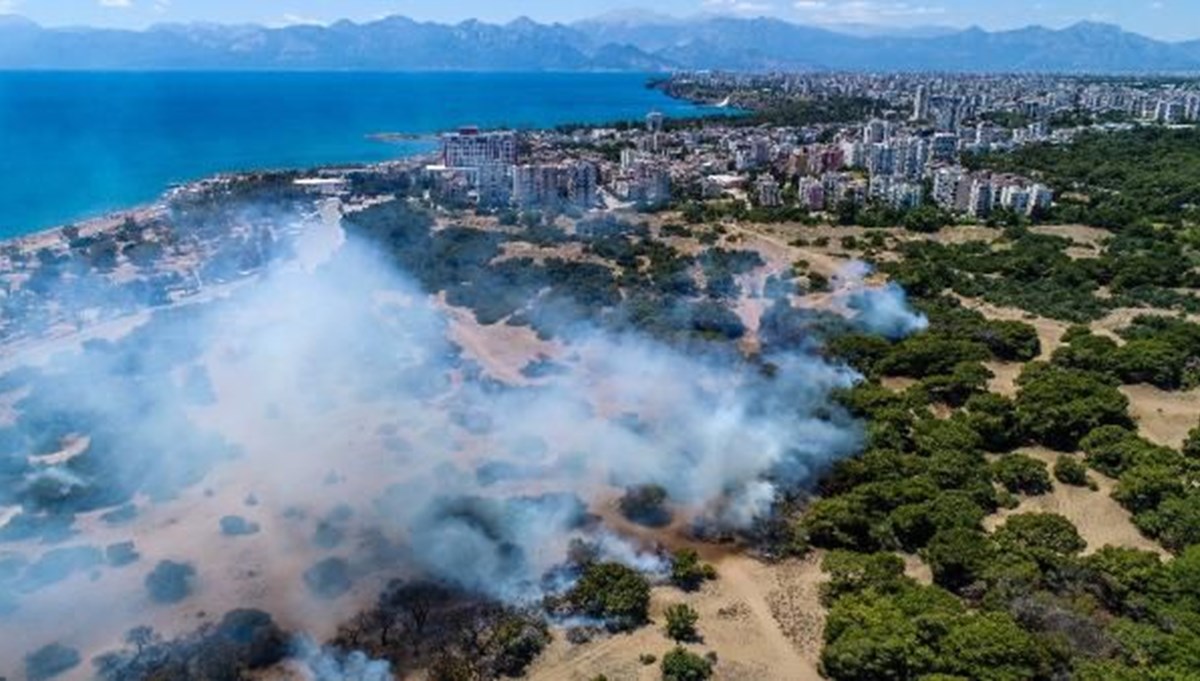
[805,288,1200,680]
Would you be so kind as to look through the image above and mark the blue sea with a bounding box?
[0,72,715,238]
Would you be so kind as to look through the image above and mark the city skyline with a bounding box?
[2,0,1199,42]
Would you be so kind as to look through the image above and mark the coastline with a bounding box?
[0,158,425,251]
[0,71,715,240]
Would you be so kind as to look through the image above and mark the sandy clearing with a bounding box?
[727,224,849,279]
[1121,384,1200,449]
[440,296,562,386]
[984,361,1023,397]
[881,376,918,392]
[528,553,824,681]
[901,553,933,585]
[984,447,1166,557]
[1029,224,1111,246]
[1091,307,1200,341]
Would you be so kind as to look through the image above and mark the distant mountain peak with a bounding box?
[1065,20,1125,33]
[0,14,1195,73]
[578,9,684,26]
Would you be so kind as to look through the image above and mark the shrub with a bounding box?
[992,454,1053,496]
[219,515,261,537]
[1053,456,1090,487]
[670,549,717,592]
[145,560,196,604]
[619,484,671,528]
[303,557,352,600]
[567,562,651,629]
[25,643,81,681]
[106,541,140,567]
[664,603,701,643]
[924,528,994,591]
[993,513,1086,557]
[661,646,713,680]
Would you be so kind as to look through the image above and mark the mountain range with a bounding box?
[1,13,1199,73]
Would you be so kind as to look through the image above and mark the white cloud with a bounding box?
[276,13,327,27]
[703,0,778,15]
[99,0,133,7]
[792,0,946,23]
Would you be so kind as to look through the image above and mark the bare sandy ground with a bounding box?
[1091,307,1200,341]
[528,553,825,681]
[1122,385,1200,449]
[1029,224,1111,246]
[984,448,1166,557]
[983,361,1024,397]
[880,376,918,392]
[440,295,562,386]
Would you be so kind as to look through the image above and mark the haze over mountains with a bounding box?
[2,12,1200,73]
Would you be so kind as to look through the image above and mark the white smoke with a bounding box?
[834,261,929,339]
[291,638,394,681]
[0,207,925,674]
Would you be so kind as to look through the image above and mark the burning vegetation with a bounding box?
[0,170,935,680]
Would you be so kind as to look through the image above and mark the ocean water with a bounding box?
[0,71,715,238]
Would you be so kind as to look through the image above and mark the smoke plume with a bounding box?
[0,206,923,674]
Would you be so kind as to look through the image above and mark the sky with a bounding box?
[1,0,1197,42]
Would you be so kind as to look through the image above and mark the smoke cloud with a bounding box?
[0,205,921,674]
[835,261,929,339]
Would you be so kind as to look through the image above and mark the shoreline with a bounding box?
[0,157,430,251]
[0,73,735,247]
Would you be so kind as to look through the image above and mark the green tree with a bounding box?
[664,604,701,643]
[670,550,716,592]
[919,362,994,407]
[1114,464,1187,514]
[821,551,907,604]
[1053,455,1090,487]
[961,393,1021,452]
[992,454,1053,496]
[888,493,987,553]
[1183,421,1200,461]
[821,593,928,680]
[1135,491,1200,553]
[1015,364,1132,451]
[993,513,1086,557]
[978,320,1042,362]
[661,646,713,680]
[936,612,1049,681]
[567,562,651,629]
[924,528,993,592]
[1083,546,1164,613]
